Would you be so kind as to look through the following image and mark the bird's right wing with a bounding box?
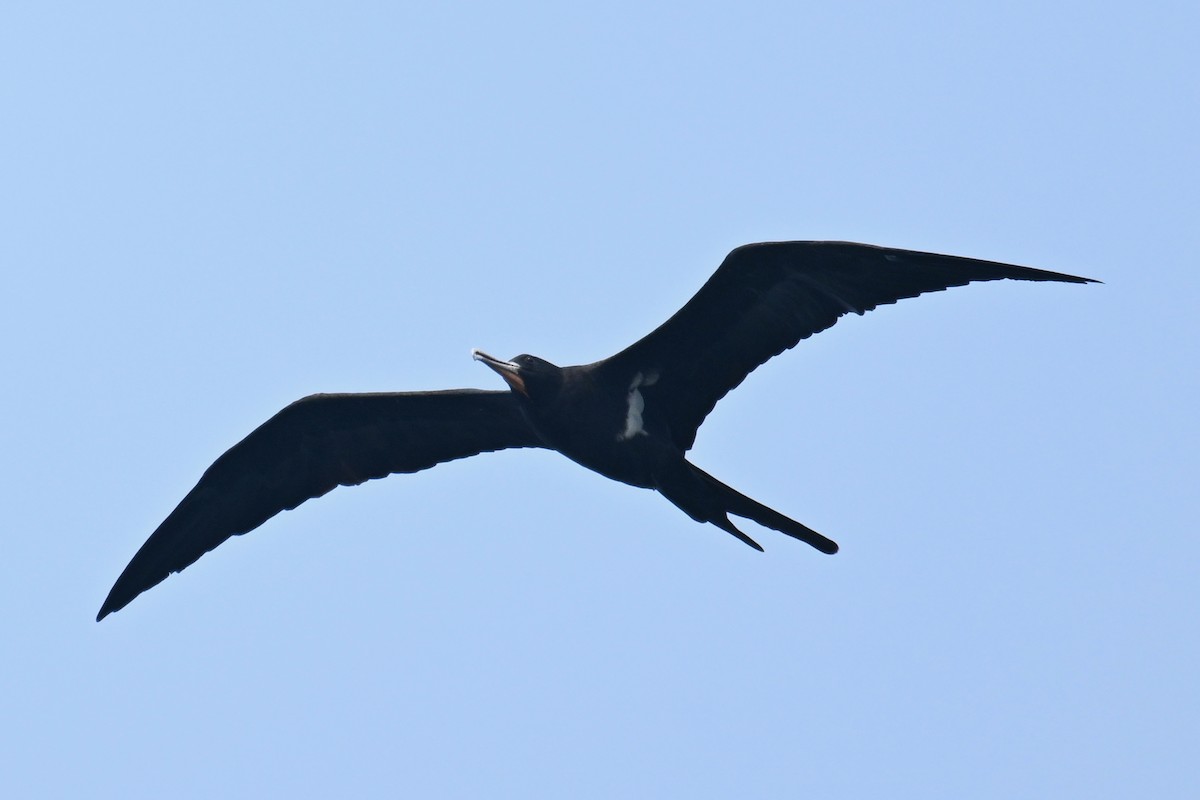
[98,390,541,619]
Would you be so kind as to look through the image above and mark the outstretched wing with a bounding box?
[98,389,541,619]
[599,241,1096,450]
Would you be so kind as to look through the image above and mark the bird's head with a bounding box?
[472,350,562,400]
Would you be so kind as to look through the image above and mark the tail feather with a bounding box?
[655,460,839,554]
[708,515,765,551]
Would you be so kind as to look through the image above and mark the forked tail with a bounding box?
[655,460,839,554]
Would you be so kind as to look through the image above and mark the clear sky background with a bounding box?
[3,2,1197,797]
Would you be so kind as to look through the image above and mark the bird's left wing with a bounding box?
[98,390,541,620]
[598,241,1097,451]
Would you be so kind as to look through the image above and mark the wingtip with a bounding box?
[96,598,119,622]
[1052,268,1101,285]
[96,587,130,622]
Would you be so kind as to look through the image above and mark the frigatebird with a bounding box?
[97,241,1095,620]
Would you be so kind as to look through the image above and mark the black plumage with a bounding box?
[97,241,1096,620]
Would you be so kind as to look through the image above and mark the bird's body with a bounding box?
[98,241,1096,620]
[484,358,670,490]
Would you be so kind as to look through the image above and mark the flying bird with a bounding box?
[97,241,1095,620]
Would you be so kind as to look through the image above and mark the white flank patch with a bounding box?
[618,370,658,441]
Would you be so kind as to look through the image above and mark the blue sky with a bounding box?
[3,2,1197,797]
